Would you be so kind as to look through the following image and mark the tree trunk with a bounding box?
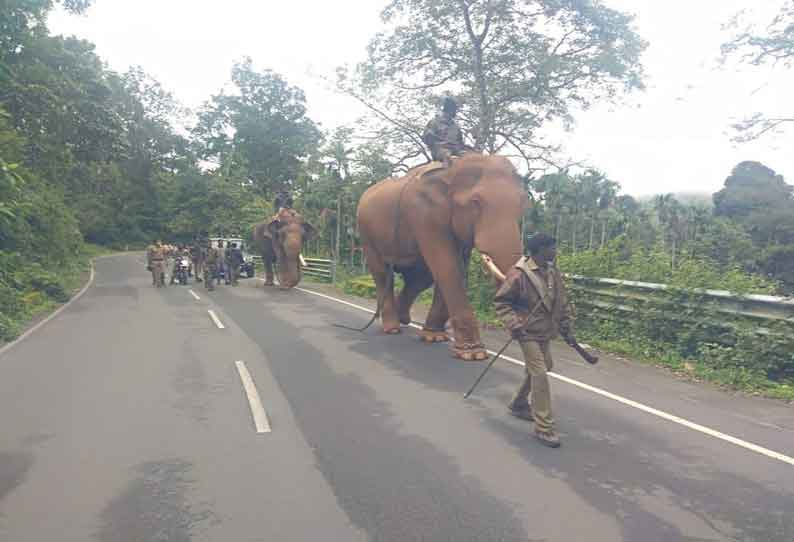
[571,215,577,254]
[588,217,596,250]
[334,194,342,269]
[555,212,562,241]
[671,235,677,270]
[600,219,607,248]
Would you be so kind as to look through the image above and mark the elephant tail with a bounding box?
[333,264,394,332]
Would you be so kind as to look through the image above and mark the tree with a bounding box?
[721,2,794,141]
[194,58,321,196]
[339,0,646,171]
[712,161,794,231]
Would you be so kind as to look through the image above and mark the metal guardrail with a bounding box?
[250,255,336,283]
[565,275,794,336]
[302,257,335,282]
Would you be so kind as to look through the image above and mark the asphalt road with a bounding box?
[1,253,793,541]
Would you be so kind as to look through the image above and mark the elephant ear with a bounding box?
[267,219,281,237]
[302,222,316,241]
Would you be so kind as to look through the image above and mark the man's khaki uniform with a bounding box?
[493,256,573,433]
[146,244,166,287]
[203,246,219,291]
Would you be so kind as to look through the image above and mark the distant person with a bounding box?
[190,238,204,282]
[146,240,166,287]
[422,97,467,165]
[493,233,573,448]
[216,239,226,287]
[226,242,244,286]
[203,241,219,291]
[274,191,294,213]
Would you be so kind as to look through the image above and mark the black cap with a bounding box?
[442,96,458,114]
[526,233,556,255]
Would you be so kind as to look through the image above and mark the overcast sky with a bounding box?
[48,0,793,197]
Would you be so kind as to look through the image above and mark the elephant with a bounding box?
[252,208,316,289]
[357,152,528,361]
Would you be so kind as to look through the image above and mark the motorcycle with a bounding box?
[175,257,190,285]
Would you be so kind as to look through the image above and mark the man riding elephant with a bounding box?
[357,153,528,361]
[253,208,315,289]
[422,97,467,165]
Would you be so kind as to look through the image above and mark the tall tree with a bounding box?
[339,0,646,171]
[194,58,321,196]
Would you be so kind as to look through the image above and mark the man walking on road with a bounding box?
[216,239,226,286]
[146,240,166,287]
[226,242,244,286]
[203,241,219,291]
[493,233,574,448]
[190,237,205,282]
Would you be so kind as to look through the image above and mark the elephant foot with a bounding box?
[451,342,489,362]
[263,280,275,286]
[419,329,450,343]
[383,325,402,335]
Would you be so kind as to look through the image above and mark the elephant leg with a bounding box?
[263,251,275,286]
[363,244,400,334]
[396,264,433,325]
[420,285,451,343]
[419,238,487,361]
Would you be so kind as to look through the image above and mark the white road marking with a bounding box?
[295,286,794,467]
[208,309,225,329]
[189,289,201,301]
[235,361,272,433]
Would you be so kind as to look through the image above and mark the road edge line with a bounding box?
[235,361,272,433]
[189,289,201,301]
[293,284,794,468]
[0,259,96,359]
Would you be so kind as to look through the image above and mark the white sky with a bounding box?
[48,0,793,197]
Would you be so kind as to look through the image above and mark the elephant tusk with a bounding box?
[480,254,506,282]
[299,253,308,267]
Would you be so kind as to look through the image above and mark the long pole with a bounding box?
[463,339,513,399]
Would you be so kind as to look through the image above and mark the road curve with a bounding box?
[0,253,792,541]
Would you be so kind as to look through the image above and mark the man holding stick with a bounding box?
[493,233,573,448]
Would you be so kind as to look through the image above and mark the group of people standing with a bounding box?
[146,238,244,291]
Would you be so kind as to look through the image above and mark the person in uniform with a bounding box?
[422,97,467,164]
[146,240,166,287]
[226,242,244,286]
[190,237,204,282]
[215,240,226,286]
[203,241,219,291]
[493,233,574,448]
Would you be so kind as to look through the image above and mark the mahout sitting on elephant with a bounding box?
[252,208,315,289]
[357,152,528,361]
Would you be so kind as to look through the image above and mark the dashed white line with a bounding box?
[235,361,272,433]
[189,289,201,301]
[208,309,225,329]
[295,286,794,468]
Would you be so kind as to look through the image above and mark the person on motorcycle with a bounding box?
[170,245,191,285]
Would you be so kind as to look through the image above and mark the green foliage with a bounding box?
[341,0,646,169]
[193,58,321,196]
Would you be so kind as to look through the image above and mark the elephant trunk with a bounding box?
[475,221,522,284]
[278,238,303,288]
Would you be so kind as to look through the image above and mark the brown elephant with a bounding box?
[252,208,315,289]
[357,153,528,361]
